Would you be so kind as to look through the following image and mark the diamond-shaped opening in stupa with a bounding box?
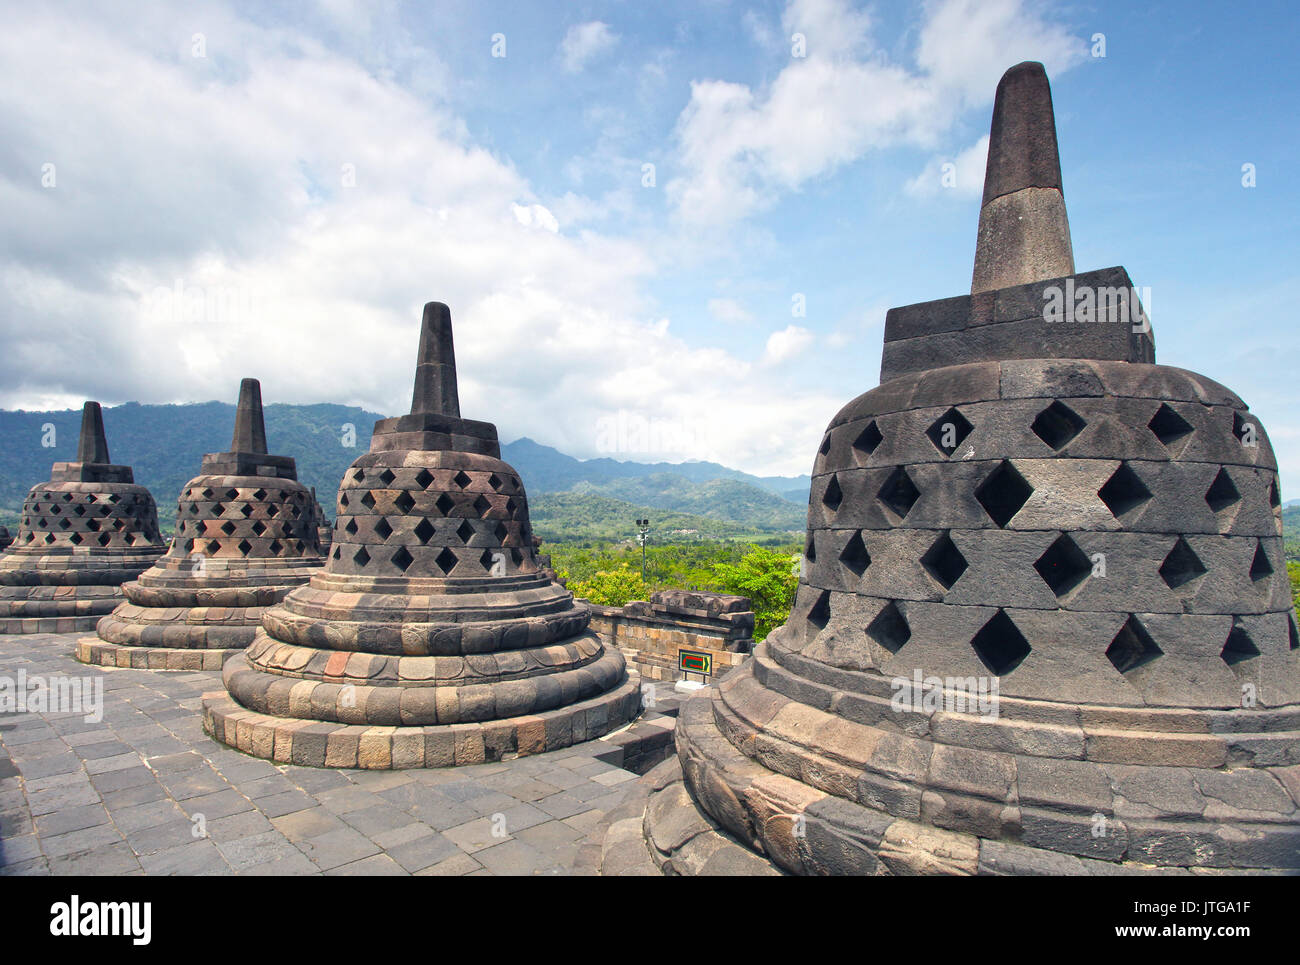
[1249,541,1273,582]
[1147,403,1194,454]
[877,467,920,521]
[970,609,1031,676]
[1204,467,1241,515]
[1105,615,1163,675]
[822,474,843,513]
[921,531,968,591]
[1032,400,1087,451]
[866,600,910,655]
[838,531,871,577]
[807,590,831,630]
[852,421,883,460]
[1098,462,1152,520]
[1033,533,1093,599]
[974,460,1032,528]
[435,546,458,575]
[926,407,973,457]
[1159,537,1206,590]
[1221,621,1260,667]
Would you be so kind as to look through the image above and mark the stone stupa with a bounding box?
[78,379,324,670]
[203,303,641,768]
[0,402,165,634]
[311,489,333,555]
[597,63,1299,876]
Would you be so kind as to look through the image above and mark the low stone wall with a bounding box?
[581,590,754,684]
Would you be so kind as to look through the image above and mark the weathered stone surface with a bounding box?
[203,304,637,767]
[598,60,1300,876]
[585,589,754,685]
[0,402,165,633]
[78,379,323,665]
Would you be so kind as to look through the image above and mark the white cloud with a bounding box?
[0,3,840,477]
[915,0,1085,105]
[905,134,989,198]
[511,203,560,233]
[667,0,1085,225]
[741,10,780,52]
[560,21,618,73]
[707,297,753,324]
[761,325,815,365]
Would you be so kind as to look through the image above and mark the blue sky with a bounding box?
[1,0,1297,491]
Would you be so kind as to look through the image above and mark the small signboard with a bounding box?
[678,649,712,676]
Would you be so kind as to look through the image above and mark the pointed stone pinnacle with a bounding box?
[971,61,1075,294]
[76,401,110,464]
[411,302,461,418]
[230,378,268,455]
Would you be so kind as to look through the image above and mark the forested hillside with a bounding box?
[0,403,808,537]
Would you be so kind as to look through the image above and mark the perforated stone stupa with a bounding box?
[311,490,333,555]
[77,379,324,670]
[598,63,1299,876]
[202,303,640,768]
[0,403,165,634]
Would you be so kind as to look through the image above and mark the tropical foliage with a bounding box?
[555,541,800,641]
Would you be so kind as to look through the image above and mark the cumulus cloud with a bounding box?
[560,21,618,73]
[0,3,840,477]
[761,325,815,366]
[511,203,560,232]
[905,134,989,198]
[667,0,1086,225]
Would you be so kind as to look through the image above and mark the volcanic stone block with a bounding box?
[601,61,1300,876]
[202,303,638,767]
[77,379,324,667]
[0,402,165,633]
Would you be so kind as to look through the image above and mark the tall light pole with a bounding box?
[635,518,650,583]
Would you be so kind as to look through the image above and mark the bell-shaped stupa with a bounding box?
[78,379,324,669]
[598,63,1299,876]
[311,489,333,555]
[203,303,640,768]
[0,402,165,633]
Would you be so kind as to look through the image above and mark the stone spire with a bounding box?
[602,61,1300,878]
[202,300,638,769]
[3,401,164,634]
[410,301,460,417]
[78,377,322,668]
[76,401,111,464]
[971,61,1074,293]
[230,378,268,455]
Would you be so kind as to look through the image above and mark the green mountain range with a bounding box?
[0,401,809,541]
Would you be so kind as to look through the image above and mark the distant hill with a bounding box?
[567,473,804,531]
[0,404,809,539]
[0,401,379,529]
[530,492,789,543]
[500,437,809,499]
[1284,505,1300,562]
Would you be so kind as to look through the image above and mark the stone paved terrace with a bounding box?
[0,633,648,876]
